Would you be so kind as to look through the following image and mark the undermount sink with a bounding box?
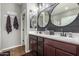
[37,31,50,35]
[40,32,79,44]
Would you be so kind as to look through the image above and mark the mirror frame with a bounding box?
[37,11,49,27]
[30,15,37,28]
[51,3,79,27]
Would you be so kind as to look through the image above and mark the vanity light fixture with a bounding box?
[33,7,38,12]
[65,7,69,10]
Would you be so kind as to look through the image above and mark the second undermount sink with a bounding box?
[50,34,79,44]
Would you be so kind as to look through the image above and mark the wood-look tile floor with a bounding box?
[10,46,26,56]
[0,46,33,56]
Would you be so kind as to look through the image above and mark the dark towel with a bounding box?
[6,15,12,34]
[0,51,10,56]
[13,16,19,29]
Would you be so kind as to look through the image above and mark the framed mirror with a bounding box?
[38,11,49,27]
[51,3,79,27]
[30,15,37,29]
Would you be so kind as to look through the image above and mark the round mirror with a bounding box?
[30,15,37,28]
[51,3,79,26]
[38,11,49,27]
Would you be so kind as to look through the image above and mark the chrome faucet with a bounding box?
[68,32,72,37]
[60,28,66,37]
[60,32,66,37]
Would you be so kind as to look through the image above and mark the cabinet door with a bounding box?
[56,49,74,56]
[44,45,50,56]
[38,37,44,56]
[50,46,55,56]
[32,40,37,51]
[29,37,32,50]
[29,35,37,51]
[44,44,55,56]
[29,35,38,56]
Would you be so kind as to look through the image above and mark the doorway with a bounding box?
[21,10,26,46]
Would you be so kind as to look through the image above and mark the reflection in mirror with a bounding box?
[38,11,49,27]
[30,15,37,29]
[51,3,79,26]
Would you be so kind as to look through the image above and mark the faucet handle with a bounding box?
[69,32,72,37]
[64,32,67,37]
[60,32,63,36]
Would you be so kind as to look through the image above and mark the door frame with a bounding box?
[21,9,26,46]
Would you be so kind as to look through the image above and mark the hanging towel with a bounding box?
[6,15,12,34]
[13,16,19,29]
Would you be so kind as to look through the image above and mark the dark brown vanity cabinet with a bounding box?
[56,49,74,56]
[29,35,44,56]
[29,35,38,56]
[44,38,79,56]
[44,39,55,56]
[29,34,79,56]
[44,44,55,56]
[38,37,44,56]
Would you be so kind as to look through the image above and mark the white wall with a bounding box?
[20,3,26,46]
[25,3,30,52]
[20,3,28,52]
[1,3,21,50]
[24,3,37,52]
[21,4,26,13]
[20,3,30,53]
[0,4,1,50]
[20,3,30,52]
[24,3,29,52]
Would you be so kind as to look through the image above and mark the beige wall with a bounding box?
[1,3,21,50]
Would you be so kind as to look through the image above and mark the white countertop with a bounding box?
[29,31,79,45]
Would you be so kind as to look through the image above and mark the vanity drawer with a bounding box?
[56,49,74,56]
[38,37,43,41]
[29,35,37,40]
[44,39,77,55]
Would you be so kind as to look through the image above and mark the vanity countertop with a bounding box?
[29,31,79,45]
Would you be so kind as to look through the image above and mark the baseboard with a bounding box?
[0,50,2,53]
[25,50,31,53]
[0,45,22,53]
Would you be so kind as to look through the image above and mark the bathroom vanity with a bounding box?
[29,31,79,56]
[29,3,79,56]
